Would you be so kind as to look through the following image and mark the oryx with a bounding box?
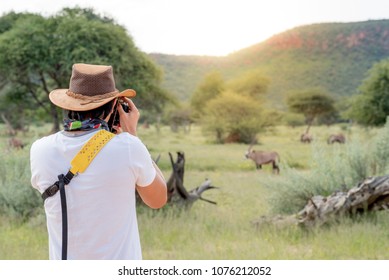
[327,133,346,144]
[245,145,280,174]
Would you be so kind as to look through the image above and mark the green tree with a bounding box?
[347,59,389,126]
[0,11,32,33]
[164,103,194,133]
[228,69,270,100]
[197,69,273,143]
[0,8,173,132]
[0,13,54,131]
[190,71,224,119]
[202,91,269,143]
[286,88,336,133]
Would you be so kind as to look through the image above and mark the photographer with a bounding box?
[30,63,167,260]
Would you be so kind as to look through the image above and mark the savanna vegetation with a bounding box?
[1,123,389,259]
[1,7,389,261]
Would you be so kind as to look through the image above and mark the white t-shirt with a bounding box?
[30,129,156,260]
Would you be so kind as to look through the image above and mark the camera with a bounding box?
[107,99,129,130]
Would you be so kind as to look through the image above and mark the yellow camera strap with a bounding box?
[41,129,115,201]
[41,129,115,260]
[69,129,115,175]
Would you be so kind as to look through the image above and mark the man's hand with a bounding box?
[112,97,139,136]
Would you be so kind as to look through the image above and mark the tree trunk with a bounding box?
[297,175,389,227]
[253,175,389,228]
[1,113,16,136]
[166,152,217,206]
[305,118,313,134]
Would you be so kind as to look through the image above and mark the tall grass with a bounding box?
[0,145,42,220]
[1,124,389,259]
[0,215,47,259]
[265,121,389,215]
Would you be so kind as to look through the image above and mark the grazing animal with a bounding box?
[300,133,313,143]
[8,137,24,149]
[245,147,280,174]
[327,133,346,144]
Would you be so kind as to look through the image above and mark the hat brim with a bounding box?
[49,89,136,111]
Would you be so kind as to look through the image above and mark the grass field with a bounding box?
[1,123,388,260]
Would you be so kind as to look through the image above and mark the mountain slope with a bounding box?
[149,19,389,107]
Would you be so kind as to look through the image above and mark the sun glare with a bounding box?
[1,0,389,55]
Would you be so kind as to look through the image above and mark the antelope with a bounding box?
[327,133,346,144]
[8,137,24,149]
[245,145,280,174]
[300,133,313,143]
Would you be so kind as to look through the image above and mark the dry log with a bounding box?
[167,152,218,206]
[253,175,389,228]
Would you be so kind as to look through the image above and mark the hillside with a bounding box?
[148,54,224,101]
[149,19,389,108]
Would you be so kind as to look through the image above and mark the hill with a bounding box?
[149,19,389,108]
[148,54,224,101]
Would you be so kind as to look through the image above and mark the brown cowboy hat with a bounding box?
[49,63,136,111]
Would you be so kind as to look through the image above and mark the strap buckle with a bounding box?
[42,182,60,201]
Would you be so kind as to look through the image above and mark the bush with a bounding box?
[201,91,268,143]
[0,149,42,220]
[370,119,389,174]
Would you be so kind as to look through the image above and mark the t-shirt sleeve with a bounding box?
[129,136,156,187]
[30,141,39,190]
[30,138,56,193]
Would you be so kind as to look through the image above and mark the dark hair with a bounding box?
[65,99,116,121]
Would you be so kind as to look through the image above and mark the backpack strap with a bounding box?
[41,129,115,201]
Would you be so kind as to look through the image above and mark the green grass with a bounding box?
[0,215,47,259]
[1,123,389,259]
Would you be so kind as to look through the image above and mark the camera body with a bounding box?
[107,100,129,129]
[119,100,129,114]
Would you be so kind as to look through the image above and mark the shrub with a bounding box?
[201,91,268,143]
[370,119,389,174]
[0,150,42,220]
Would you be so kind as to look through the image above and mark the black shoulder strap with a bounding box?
[58,174,68,260]
[41,171,74,201]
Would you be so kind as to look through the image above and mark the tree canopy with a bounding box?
[194,69,273,143]
[347,59,389,126]
[0,8,174,131]
[286,88,336,133]
[190,71,224,119]
[201,91,266,143]
[227,69,270,100]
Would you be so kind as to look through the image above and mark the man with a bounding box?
[30,63,167,260]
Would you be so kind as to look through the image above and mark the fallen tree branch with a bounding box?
[167,152,218,206]
[253,175,389,228]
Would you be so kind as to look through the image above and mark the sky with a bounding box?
[1,0,389,56]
